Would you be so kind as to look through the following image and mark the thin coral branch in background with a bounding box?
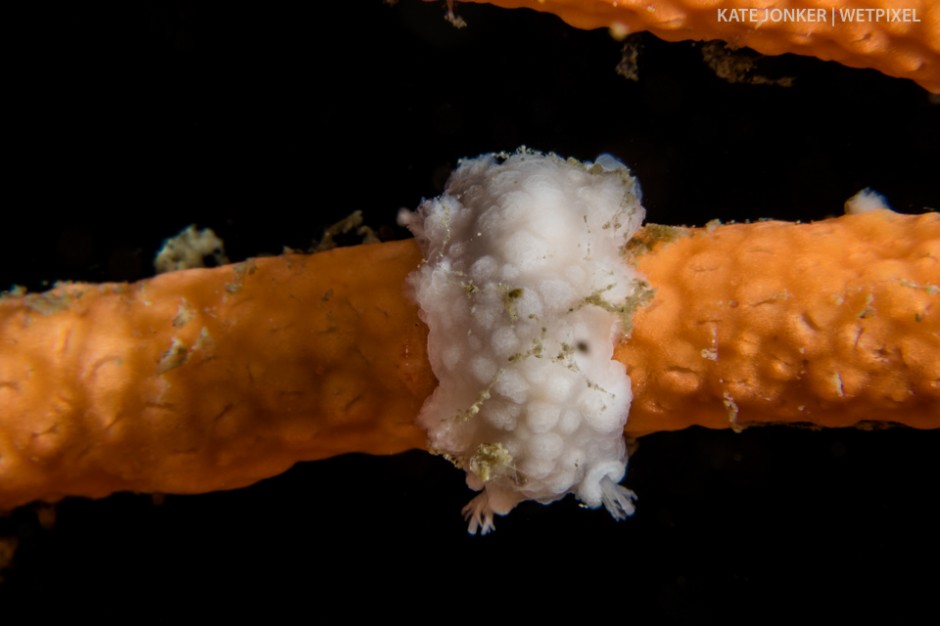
[458,0,940,91]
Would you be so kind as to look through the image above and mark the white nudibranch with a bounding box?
[399,149,650,534]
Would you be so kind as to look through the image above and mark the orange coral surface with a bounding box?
[622,209,940,435]
[1,210,937,509]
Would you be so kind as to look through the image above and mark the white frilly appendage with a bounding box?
[400,149,649,533]
[462,493,497,536]
[601,478,637,521]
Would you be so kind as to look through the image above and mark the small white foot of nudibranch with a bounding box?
[600,476,637,521]
[462,492,497,536]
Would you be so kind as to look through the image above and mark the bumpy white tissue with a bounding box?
[400,149,649,534]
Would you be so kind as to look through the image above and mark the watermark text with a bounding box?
[717,7,921,26]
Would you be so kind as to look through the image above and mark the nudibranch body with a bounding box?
[400,149,650,533]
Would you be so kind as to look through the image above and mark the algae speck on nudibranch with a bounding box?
[400,149,649,534]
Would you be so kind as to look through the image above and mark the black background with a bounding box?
[2,0,938,619]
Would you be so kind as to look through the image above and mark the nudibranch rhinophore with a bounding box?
[400,150,651,534]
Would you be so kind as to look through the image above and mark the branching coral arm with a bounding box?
[457,0,940,92]
[0,202,936,511]
[623,209,940,436]
[0,242,433,511]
